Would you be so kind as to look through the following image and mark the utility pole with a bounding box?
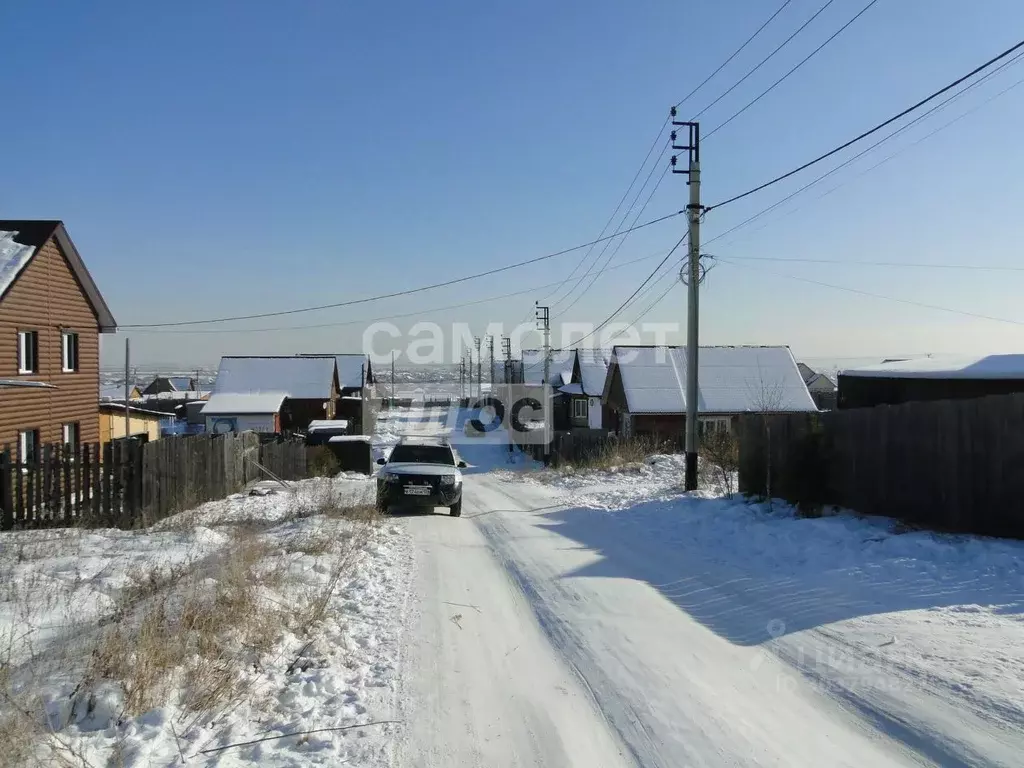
[501,336,511,385]
[124,337,131,439]
[535,304,551,462]
[459,356,465,400]
[671,110,702,491]
[488,336,495,390]
[473,337,481,399]
[391,350,395,410]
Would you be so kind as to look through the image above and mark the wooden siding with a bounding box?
[99,410,163,444]
[0,236,101,449]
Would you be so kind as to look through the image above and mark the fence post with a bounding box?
[102,441,113,526]
[1,448,11,531]
[62,445,72,525]
[74,442,82,521]
[42,444,54,525]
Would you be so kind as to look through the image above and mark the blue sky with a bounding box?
[3,0,1024,370]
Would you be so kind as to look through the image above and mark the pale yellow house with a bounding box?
[99,403,163,444]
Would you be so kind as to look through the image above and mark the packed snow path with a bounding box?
[378,407,1024,767]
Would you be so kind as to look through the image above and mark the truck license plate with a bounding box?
[404,486,430,496]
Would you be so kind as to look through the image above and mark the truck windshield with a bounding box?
[388,445,455,465]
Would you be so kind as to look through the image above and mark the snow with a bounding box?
[307,419,350,432]
[1,475,411,767]
[202,391,287,414]
[522,348,574,385]
[0,229,36,297]
[576,347,610,396]
[329,435,372,443]
[7,403,1024,767]
[557,382,584,395]
[841,353,1024,379]
[214,356,336,399]
[613,344,818,414]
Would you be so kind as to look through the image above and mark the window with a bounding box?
[17,330,39,374]
[18,429,40,464]
[62,422,81,449]
[699,417,730,436]
[62,331,80,372]
[572,398,588,419]
[387,444,455,465]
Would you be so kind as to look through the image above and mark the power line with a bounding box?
[130,249,676,335]
[689,0,838,121]
[555,166,669,316]
[703,0,880,141]
[718,255,1024,272]
[533,121,670,308]
[570,234,688,347]
[121,210,684,328]
[716,257,1024,327]
[704,48,1024,246]
[709,36,1024,210]
[673,0,795,109]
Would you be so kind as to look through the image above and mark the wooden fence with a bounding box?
[0,433,308,531]
[737,393,1024,538]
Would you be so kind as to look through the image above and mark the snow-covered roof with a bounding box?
[202,392,287,415]
[328,435,371,444]
[558,383,584,395]
[331,354,369,388]
[214,356,336,399]
[840,354,1024,380]
[307,419,350,432]
[167,376,193,391]
[522,349,574,385]
[575,348,610,396]
[611,345,817,414]
[0,230,36,298]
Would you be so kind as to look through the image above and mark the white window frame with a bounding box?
[62,422,80,449]
[572,397,588,420]
[18,330,38,374]
[699,417,730,436]
[18,429,40,463]
[61,330,79,373]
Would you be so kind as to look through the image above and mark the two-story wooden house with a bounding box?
[0,221,117,457]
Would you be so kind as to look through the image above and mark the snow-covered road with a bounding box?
[380,407,1024,768]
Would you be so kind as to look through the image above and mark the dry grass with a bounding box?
[557,436,665,473]
[1,477,382,762]
[699,431,739,495]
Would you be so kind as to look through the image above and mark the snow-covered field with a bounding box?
[1,475,410,767]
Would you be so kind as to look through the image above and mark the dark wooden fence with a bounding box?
[737,392,1024,538]
[0,433,308,531]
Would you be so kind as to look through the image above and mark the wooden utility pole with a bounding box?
[124,338,131,439]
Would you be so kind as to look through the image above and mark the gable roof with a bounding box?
[333,354,370,388]
[521,349,574,385]
[0,221,117,331]
[214,356,336,399]
[574,348,610,396]
[840,354,1024,380]
[202,392,287,415]
[609,345,817,415]
[797,362,816,383]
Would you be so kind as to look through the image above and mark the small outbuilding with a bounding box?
[202,392,287,434]
[838,354,1024,409]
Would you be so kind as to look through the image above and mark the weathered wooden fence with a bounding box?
[0,433,308,531]
[737,392,1024,538]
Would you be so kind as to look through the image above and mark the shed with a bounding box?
[603,345,817,439]
[203,392,287,434]
[99,403,165,444]
[838,354,1024,409]
[212,356,339,431]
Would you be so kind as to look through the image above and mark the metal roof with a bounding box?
[611,345,817,415]
[575,348,610,396]
[202,392,287,415]
[521,349,574,385]
[214,356,336,399]
[839,354,1024,380]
